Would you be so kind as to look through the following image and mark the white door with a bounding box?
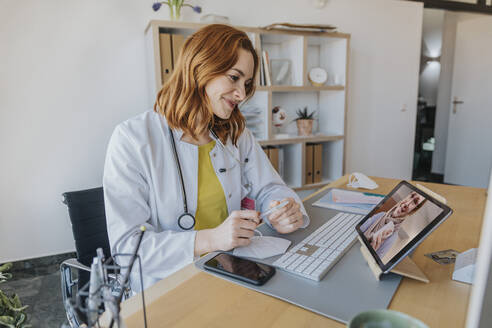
[444,14,492,188]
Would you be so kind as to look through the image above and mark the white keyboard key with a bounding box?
[276,252,293,263]
[304,261,321,275]
[312,247,326,258]
[280,253,299,267]
[319,248,333,259]
[287,255,307,271]
[283,257,297,267]
[296,257,314,271]
[317,261,333,272]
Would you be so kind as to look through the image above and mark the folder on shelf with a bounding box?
[159,33,173,85]
[262,146,282,175]
[313,143,322,183]
[305,144,314,185]
[269,147,280,173]
[171,34,185,68]
[262,146,269,157]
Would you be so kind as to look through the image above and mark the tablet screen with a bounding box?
[356,181,451,270]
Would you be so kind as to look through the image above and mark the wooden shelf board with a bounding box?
[256,85,344,92]
[146,20,350,39]
[258,135,344,146]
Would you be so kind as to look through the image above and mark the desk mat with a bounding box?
[195,188,402,324]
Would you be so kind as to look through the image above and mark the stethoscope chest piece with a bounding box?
[178,213,196,230]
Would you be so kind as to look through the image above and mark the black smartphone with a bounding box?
[203,253,276,286]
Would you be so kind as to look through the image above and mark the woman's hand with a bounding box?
[268,198,304,234]
[371,221,394,251]
[195,210,260,256]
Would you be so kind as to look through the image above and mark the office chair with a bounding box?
[60,187,128,327]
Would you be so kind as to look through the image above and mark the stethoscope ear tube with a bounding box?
[168,126,196,230]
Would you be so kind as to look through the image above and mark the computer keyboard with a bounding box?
[272,212,363,281]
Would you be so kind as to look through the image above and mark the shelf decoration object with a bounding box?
[293,107,316,136]
[308,67,328,87]
[152,1,202,21]
[200,14,230,24]
[272,106,289,139]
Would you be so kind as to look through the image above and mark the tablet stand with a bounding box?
[358,236,429,283]
[358,184,448,283]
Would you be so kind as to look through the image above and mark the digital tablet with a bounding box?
[356,181,453,274]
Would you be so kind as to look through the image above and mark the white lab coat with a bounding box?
[103,110,309,292]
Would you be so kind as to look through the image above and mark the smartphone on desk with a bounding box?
[203,253,275,286]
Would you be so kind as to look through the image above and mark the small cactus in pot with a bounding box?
[293,107,316,136]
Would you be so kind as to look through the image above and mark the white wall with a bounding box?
[0,0,423,262]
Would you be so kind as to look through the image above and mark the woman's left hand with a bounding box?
[268,197,304,234]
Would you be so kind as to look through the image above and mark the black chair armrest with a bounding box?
[61,258,91,272]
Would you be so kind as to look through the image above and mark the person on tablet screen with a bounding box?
[361,192,426,257]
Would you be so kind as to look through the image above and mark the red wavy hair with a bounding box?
[154,24,259,145]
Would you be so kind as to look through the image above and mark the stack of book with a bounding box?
[259,50,271,86]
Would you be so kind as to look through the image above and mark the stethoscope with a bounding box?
[168,126,250,230]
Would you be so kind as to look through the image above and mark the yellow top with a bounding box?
[194,140,229,230]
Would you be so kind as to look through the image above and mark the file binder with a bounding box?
[269,147,279,173]
[305,144,314,184]
[159,33,173,84]
[171,34,185,68]
[313,143,322,183]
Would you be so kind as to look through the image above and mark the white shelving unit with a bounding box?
[145,20,350,191]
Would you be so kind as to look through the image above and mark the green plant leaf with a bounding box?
[14,312,26,327]
[0,315,16,328]
[0,264,12,273]
[10,296,21,311]
[0,272,13,283]
[6,303,28,313]
[294,106,316,121]
[0,291,11,308]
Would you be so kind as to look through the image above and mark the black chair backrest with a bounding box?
[62,187,111,289]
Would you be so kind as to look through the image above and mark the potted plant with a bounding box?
[293,107,316,136]
[152,1,202,21]
[0,262,31,328]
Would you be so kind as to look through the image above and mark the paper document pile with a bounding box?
[312,189,385,215]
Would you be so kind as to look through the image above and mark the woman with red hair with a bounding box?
[103,24,309,292]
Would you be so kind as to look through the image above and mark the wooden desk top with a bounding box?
[115,176,488,327]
